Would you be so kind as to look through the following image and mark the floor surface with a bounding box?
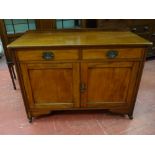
[0,56,155,134]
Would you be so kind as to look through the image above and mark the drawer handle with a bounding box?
[131,27,137,32]
[106,50,118,58]
[42,52,54,60]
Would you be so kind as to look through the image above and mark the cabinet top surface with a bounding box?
[8,31,152,49]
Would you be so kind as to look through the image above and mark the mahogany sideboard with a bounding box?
[8,31,152,122]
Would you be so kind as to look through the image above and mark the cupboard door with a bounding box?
[20,63,80,109]
[81,61,140,108]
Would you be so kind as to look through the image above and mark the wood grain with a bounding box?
[8,31,152,48]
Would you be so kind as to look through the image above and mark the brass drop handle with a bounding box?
[131,27,137,32]
[42,52,54,60]
[106,50,118,58]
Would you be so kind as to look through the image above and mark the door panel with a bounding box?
[81,62,139,108]
[20,63,80,109]
[87,67,131,102]
[29,69,73,103]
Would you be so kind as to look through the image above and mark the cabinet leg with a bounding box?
[28,117,32,123]
[128,114,133,120]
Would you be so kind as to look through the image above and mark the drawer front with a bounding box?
[82,48,144,59]
[17,49,79,61]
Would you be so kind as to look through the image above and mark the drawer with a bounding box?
[82,48,144,59]
[17,49,79,61]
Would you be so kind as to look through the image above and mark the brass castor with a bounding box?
[28,117,32,123]
[128,114,133,120]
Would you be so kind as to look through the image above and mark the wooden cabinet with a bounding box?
[8,31,152,122]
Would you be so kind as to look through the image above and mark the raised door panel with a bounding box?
[81,62,139,108]
[20,63,80,109]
